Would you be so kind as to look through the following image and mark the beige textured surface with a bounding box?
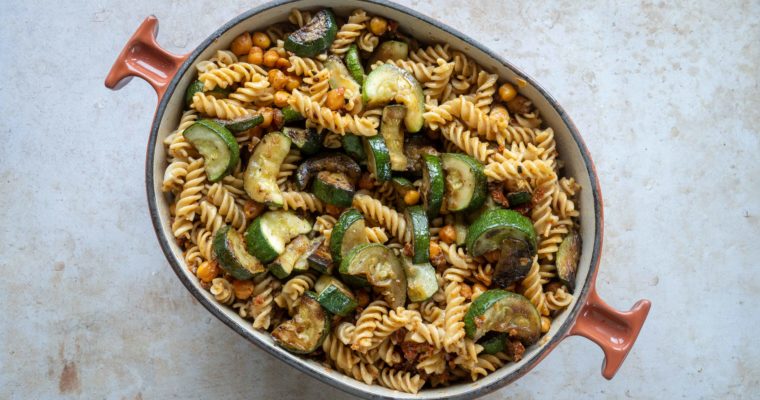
[1,0,759,398]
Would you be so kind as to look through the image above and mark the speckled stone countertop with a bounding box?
[1,1,758,398]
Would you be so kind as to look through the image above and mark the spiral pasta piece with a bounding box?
[199,200,225,235]
[546,286,574,312]
[377,368,425,394]
[409,43,452,64]
[191,92,250,119]
[473,71,498,113]
[334,322,356,346]
[416,350,446,375]
[172,158,206,238]
[352,300,388,351]
[330,10,369,55]
[162,159,189,193]
[520,257,549,316]
[288,8,312,27]
[210,278,235,305]
[423,59,454,101]
[190,222,213,261]
[207,183,246,231]
[537,218,573,262]
[280,191,325,213]
[275,273,317,312]
[364,226,390,243]
[228,74,273,105]
[357,31,379,52]
[165,110,199,160]
[288,89,379,136]
[441,122,494,163]
[287,55,323,77]
[469,353,509,381]
[198,62,266,90]
[304,69,331,104]
[352,193,410,242]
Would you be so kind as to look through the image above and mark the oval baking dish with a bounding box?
[105,1,651,398]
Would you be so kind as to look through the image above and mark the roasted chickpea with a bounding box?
[369,17,388,36]
[498,82,517,102]
[247,46,264,65]
[439,225,457,244]
[263,49,280,68]
[325,88,346,111]
[355,290,370,308]
[268,69,288,90]
[196,260,219,283]
[285,75,301,91]
[231,32,253,56]
[275,57,291,70]
[274,90,290,108]
[251,31,271,49]
[232,280,255,300]
[541,316,551,333]
[403,190,420,206]
[259,107,274,129]
[429,241,442,259]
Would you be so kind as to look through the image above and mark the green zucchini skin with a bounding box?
[212,225,265,280]
[281,106,304,123]
[464,289,541,344]
[329,208,367,266]
[284,9,338,57]
[421,154,444,218]
[312,171,355,207]
[272,291,330,354]
[345,44,365,84]
[185,80,205,107]
[341,134,366,162]
[441,153,487,213]
[364,135,392,182]
[405,206,430,264]
[184,119,239,182]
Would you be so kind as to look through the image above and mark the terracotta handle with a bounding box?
[567,285,651,379]
[104,16,188,101]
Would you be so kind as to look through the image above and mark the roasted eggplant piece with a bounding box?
[295,153,361,190]
[492,238,533,288]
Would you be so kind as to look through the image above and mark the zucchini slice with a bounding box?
[325,55,361,97]
[363,134,392,182]
[183,119,239,182]
[345,44,365,85]
[329,208,368,267]
[479,332,508,355]
[506,191,532,207]
[215,114,264,133]
[369,40,409,64]
[185,80,205,107]
[441,153,487,212]
[362,63,424,132]
[466,208,537,257]
[312,171,355,207]
[269,235,311,279]
[272,291,330,354]
[284,9,338,57]
[244,131,292,206]
[283,127,323,156]
[556,230,581,293]
[212,225,265,280]
[307,241,333,274]
[380,105,408,171]
[295,153,361,191]
[315,275,358,316]
[464,289,541,345]
[281,105,304,123]
[340,243,407,307]
[341,134,366,162]
[401,257,438,303]
[245,211,312,263]
[404,135,439,176]
[421,154,445,218]
[404,206,430,264]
